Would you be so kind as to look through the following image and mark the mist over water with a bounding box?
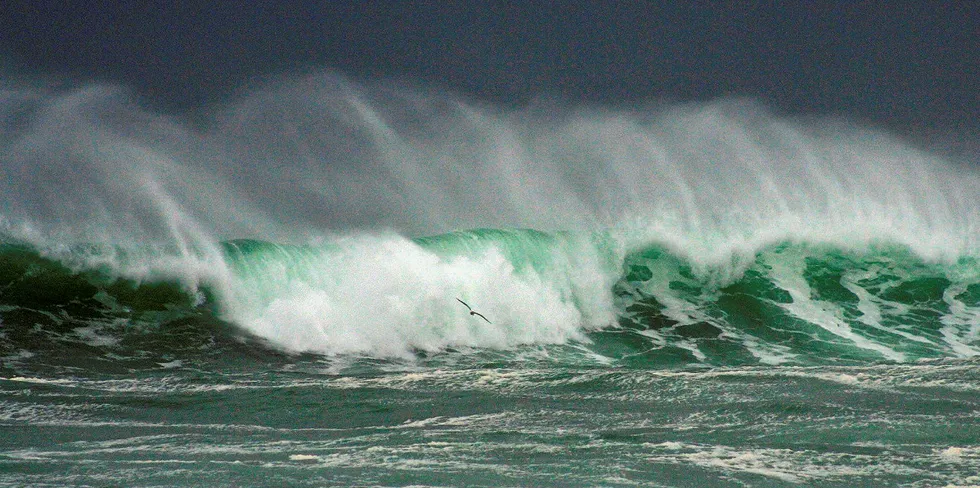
[3,72,977,252]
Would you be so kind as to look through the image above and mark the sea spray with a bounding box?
[4,75,979,254]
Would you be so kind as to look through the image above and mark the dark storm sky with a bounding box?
[1,1,977,132]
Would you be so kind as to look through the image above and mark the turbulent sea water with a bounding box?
[1,75,979,486]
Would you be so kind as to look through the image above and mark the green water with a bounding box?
[3,361,979,487]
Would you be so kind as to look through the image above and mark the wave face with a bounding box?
[609,241,980,366]
[2,73,979,366]
[1,235,978,368]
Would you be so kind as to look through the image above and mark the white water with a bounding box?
[222,234,616,356]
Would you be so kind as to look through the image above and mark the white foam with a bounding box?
[742,338,798,365]
[941,447,966,460]
[1,350,35,362]
[766,248,905,361]
[940,284,980,358]
[6,376,74,385]
[73,326,120,347]
[223,234,614,357]
[841,266,939,346]
[288,454,319,461]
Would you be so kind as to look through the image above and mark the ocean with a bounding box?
[1,75,978,486]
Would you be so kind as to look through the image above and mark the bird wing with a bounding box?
[472,312,492,324]
[456,298,472,311]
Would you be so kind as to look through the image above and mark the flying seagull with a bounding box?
[456,298,492,324]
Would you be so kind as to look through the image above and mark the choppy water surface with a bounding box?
[3,357,979,487]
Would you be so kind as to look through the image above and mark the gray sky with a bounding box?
[2,1,976,133]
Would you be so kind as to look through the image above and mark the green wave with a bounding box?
[1,232,979,370]
[603,241,980,366]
